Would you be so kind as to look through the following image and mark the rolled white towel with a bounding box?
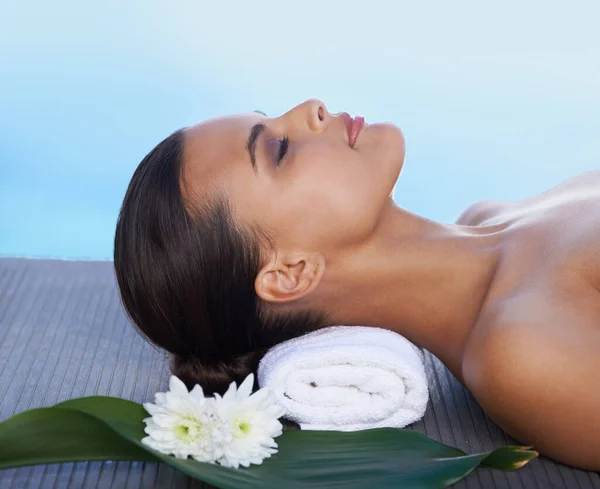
[257,325,429,431]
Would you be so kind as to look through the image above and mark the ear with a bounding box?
[255,253,326,304]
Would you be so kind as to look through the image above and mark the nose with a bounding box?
[306,98,328,129]
[283,98,330,132]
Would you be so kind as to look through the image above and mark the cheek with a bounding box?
[287,165,378,245]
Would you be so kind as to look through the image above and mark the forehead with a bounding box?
[181,113,261,194]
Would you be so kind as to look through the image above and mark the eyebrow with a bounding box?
[246,122,266,176]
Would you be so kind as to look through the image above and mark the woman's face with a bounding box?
[182,98,405,258]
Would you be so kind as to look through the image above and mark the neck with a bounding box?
[317,199,509,384]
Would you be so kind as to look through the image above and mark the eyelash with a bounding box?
[276,136,289,166]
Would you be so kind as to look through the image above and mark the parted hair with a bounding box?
[113,127,330,396]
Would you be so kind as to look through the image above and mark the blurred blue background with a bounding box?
[1,0,598,260]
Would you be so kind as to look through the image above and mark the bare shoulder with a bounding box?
[462,294,600,470]
[455,170,600,226]
[518,169,600,206]
[548,169,600,190]
[455,200,516,226]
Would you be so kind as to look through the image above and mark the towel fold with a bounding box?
[257,325,429,431]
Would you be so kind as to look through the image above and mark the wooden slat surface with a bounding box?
[1,257,599,489]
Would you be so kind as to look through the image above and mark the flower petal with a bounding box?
[237,373,254,399]
[169,375,189,397]
[222,379,238,403]
[142,402,162,416]
[154,392,167,406]
[189,384,206,404]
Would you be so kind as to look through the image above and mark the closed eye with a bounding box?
[276,136,289,166]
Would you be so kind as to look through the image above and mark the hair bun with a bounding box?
[171,349,266,396]
[171,349,300,430]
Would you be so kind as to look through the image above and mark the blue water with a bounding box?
[2,1,599,260]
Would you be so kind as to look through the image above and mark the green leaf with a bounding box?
[0,396,538,489]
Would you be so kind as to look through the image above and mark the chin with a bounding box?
[361,122,405,185]
[368,122,405,153]
[387,123,406,155]
[379,122,406,175]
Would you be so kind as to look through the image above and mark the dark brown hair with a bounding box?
[114,127,329,396]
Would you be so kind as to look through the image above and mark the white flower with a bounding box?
[141,375,225,463]
[212,373,287,469]
[140,373,287,469]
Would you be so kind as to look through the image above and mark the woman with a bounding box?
[114,98,600,471]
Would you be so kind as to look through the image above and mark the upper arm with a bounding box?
[467,325,600,471]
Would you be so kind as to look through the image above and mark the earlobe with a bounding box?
[254,254,326,304]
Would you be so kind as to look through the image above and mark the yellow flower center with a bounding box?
[233,417,251,438]
[174,416,203,443]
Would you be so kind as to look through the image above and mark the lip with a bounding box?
[341,113,365,148]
